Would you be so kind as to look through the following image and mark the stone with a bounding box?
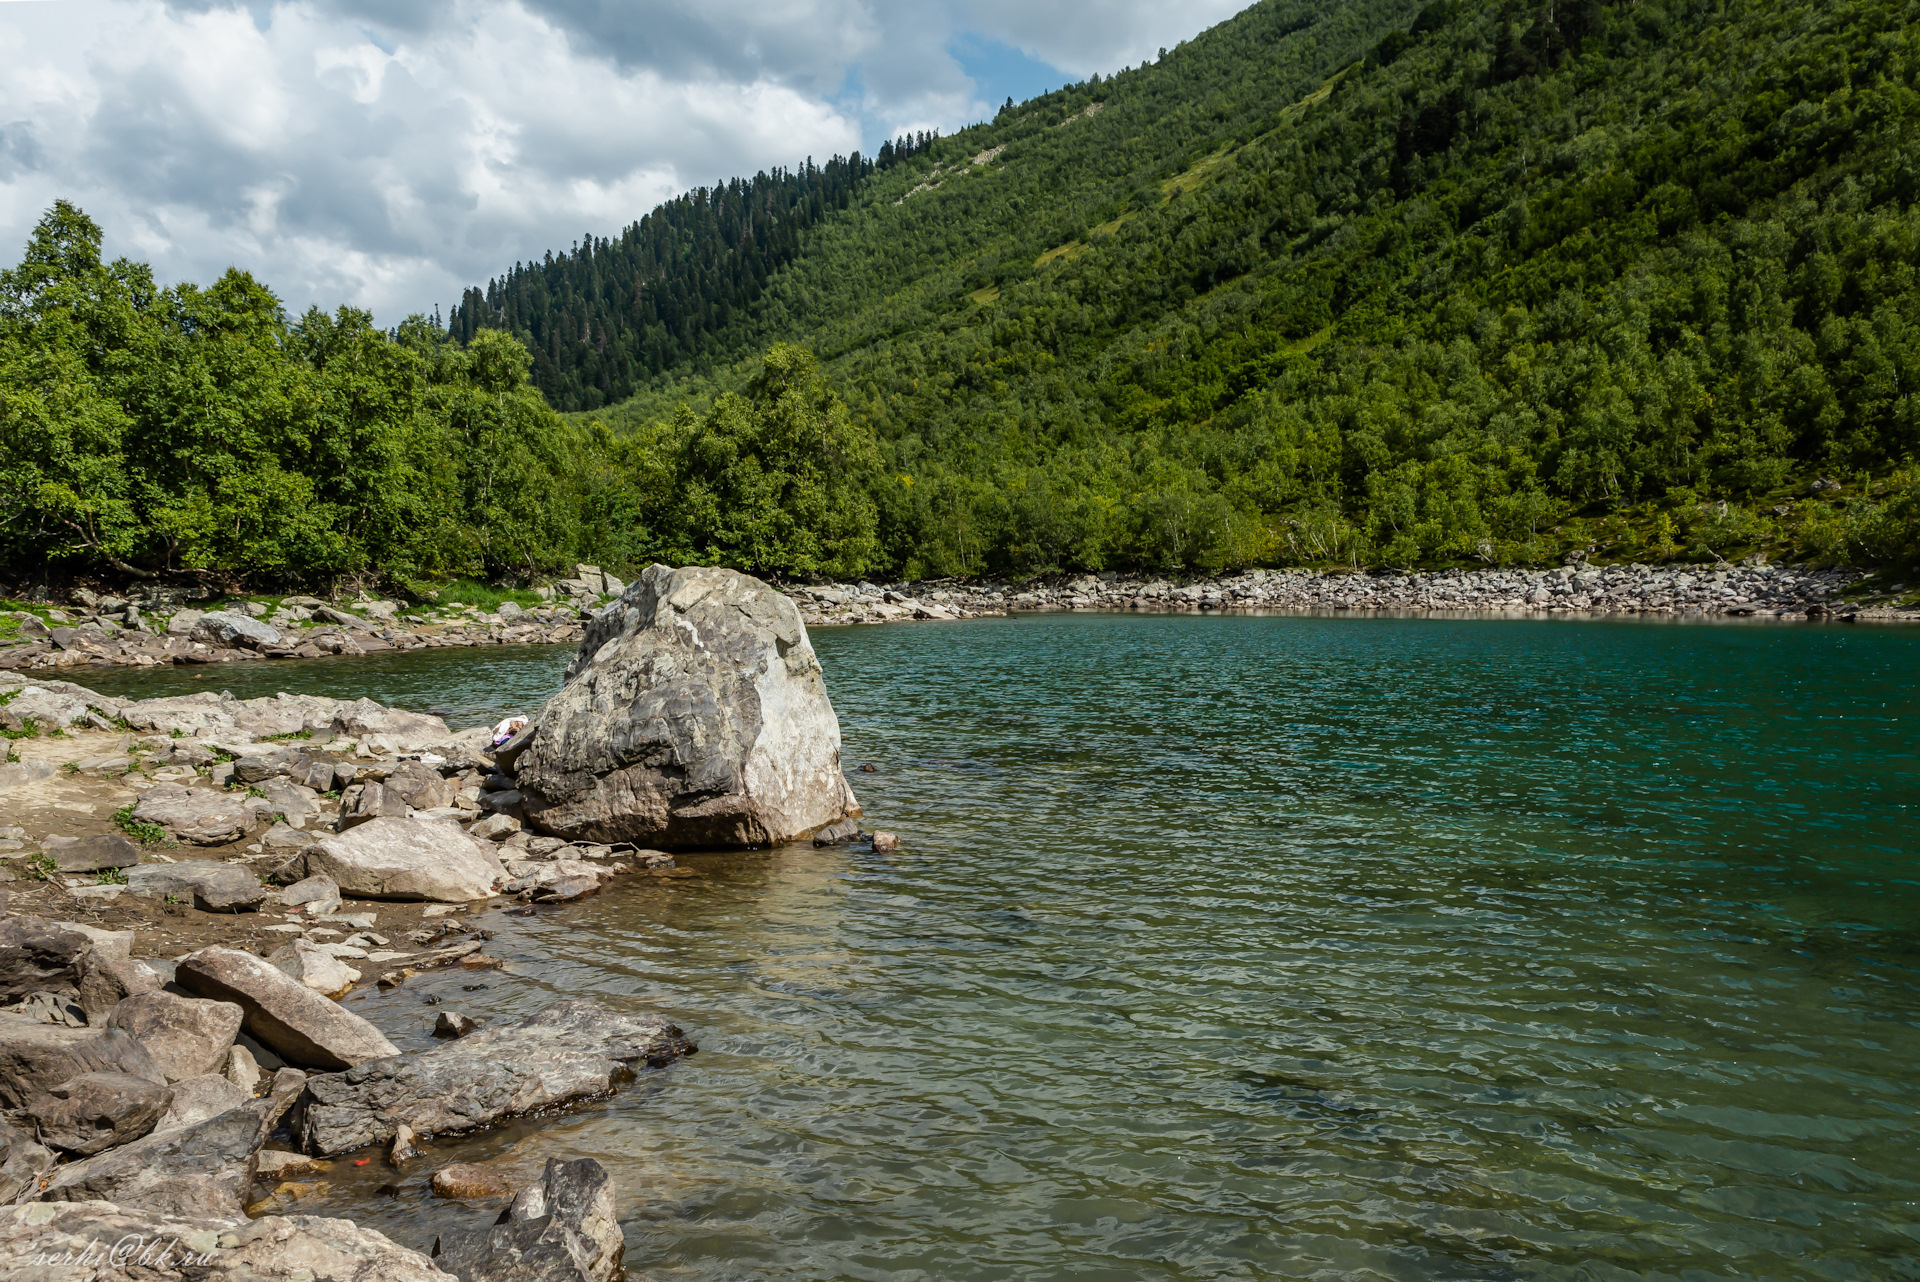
[469,812,522,841]
[106,990,245,1082]
[74,952,167,1024]
[433,1011,477,1038]
[233,752,291,784]
[530,874,601,903]
[38,1072,304,1218]
[126,860,268,912]
[298,999,694,1155]
[871,830,899,852]
[306,816,507,902]
[338,780,408,829]
[15,991,86,1026]
[386,760,457,811]
[812,817,861,846]
[430,1161,515,1200]
[329,699,454,751]
[47,832,140,873]
[268,938,361,997]
[274,872,339,908]
[130,785,253,845]
[508,564,861,847]
[223,1042,262,1093]
[155,1072,252,1130]
[0,1120,52,1204]
[174,947,398,1071]
[27,1070,171,1155]
[263,821,317,850]
[0,916,94,1002]
[0,1014,163,1107]
[190,611,283,650]
[389,1121,418,1165]
[53,921,133,963]
[431,1157,624,1282]
[257,1148,328,1179]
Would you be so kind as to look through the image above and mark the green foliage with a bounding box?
[0,206,609,586]
[261,729,312,742]
[20,854,54,881]
[566,0,1920,574]
[95,867,126,886]
[418,580,546,610]
[112,805,170,846]
[59,761,77,774]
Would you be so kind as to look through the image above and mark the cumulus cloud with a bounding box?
[0,0,1247,320]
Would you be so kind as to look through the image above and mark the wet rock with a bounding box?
[47,832,140,873]
[0,1013,164,1106]
[306,816,507,903]
[530,874,601,903]
[130,785,252,845]
[298,999,694,1156]
[508,564,862,848]
[268,938,361,997]
[174,947,398,1071]
[871,830,899,853]
[389,1121,419,1165]
[812,817,860,846]
[156,1072,252,1130]
[432,1157,624,1282]
[107,990,245,1081]
[27,1070,171,1155]
[126,860,268,913]
[430,1162,514,1200]
[433,1011,477,1038]
[74,952,168,1024]
[0,916,94,1002]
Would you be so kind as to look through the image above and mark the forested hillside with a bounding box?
[576,0,1920,579]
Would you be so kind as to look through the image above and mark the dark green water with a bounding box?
[85,615,1920,1278]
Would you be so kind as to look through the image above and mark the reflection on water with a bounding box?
[99,615,1920,1278]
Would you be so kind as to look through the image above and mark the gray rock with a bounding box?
[274,872,339,907]
[126,860,268,912]
[130,785,253,845]
[0,1120,52,1204]
[0,1014,164,1108]
[26,1070,171,1155]
[508,565,861,847]
[107,990,244,1082]
[298,999,693,1155]
[465,814,520,842]
[338,780,408,828]
[15,991,86,1026]
[223,1043,263,1093]
[329,699,453,752]
[175,947,397,1071]
[190,611,283,650]
[155,1072,252,1130]
[432,1156,624,1282]
[433,1012,477,1038]
[386,760,457,811]
[812,817,861,846]
[38,1071,303,1219]
[268,938,360,997]
[0,761,56,791]
[47,832,140,873]
[306,816,506,903]
[74,952,167,1024]
[233,752,291,784]
[263,821,317,850]
[0,916,93,1002]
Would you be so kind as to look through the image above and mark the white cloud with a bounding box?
[0,0,1248,321]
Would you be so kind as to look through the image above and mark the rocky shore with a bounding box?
[2,560,1910,678]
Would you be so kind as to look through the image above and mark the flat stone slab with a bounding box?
[48,833,140,873]
[298,1000,692,1156]
[130,786,253,845]
[174,947,397,1072]
[126,861,268,912]
[305,816,506,903]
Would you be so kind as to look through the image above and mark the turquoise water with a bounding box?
[86,615,1920,1278]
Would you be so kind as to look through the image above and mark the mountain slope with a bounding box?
[513,0,1920,578]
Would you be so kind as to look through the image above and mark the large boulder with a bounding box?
[174,947,398,1071]
[0,1201,454,1281]
[74,952,167,1024]
[106,990,244,1082]
[190,611,283,650]
[305,816,506,902]
[432,1157,624,1282]
[130,786,253,845]
[25,1070,171,1155]
[330,698,453,751]
[297,1000,693,1155]
[505,565,861,847]
[0,1014,164,1107]
[126,860,268,912]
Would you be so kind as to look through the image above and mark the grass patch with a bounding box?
[60,762,78,775]
[967,286,1001,305]
[112,806,171,847]
[413,579,546,610]
[96,867,126,886]
[262,730,312,742]
[1035,240,1086,268]
[1,717,40,741]
[20,854,55,881]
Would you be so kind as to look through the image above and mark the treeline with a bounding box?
[446,155,874,411]
[581,0,1920,579]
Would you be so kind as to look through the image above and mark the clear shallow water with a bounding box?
[85,615,1920,1279]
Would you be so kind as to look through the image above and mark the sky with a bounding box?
[0,0,1248,323]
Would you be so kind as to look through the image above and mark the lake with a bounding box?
[77,613,1920,1279]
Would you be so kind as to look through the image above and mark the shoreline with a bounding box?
[2,561,1913,679]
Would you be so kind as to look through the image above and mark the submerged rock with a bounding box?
[506,564,861,848]
[432,1157,625,1282]
[298,999,693,1156]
